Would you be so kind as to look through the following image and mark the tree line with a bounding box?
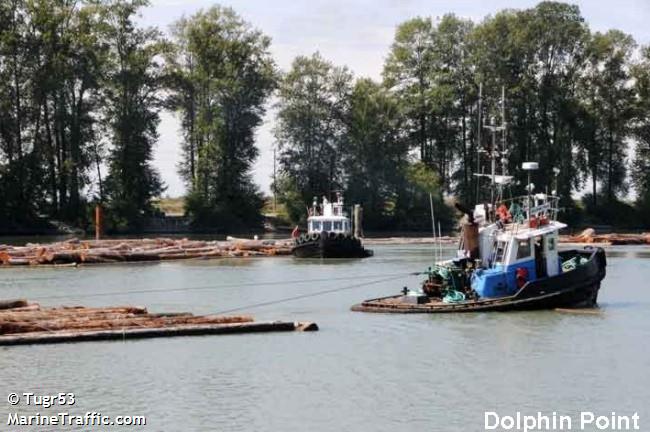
[275,2,650,229]
[1,1,650,234]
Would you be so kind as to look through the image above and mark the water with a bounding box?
[1,245,649,431]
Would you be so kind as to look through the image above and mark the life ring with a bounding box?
[310,232,320,242]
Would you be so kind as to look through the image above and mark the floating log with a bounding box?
[555,308,602,315]
[562,228,650,245]
[0,321,318,346]
[0,300,317,345]
[0,237,295,267]
[2,229,647,268]
[0,299,29,310]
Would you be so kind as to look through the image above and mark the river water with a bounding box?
[1,244,649,431]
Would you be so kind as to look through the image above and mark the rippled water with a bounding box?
[1,244,649,431]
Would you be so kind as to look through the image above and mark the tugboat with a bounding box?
[351,187,606,313]
[292,193,373,258]
[352,93,605,312]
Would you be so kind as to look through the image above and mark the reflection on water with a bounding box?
[0,244,649,432]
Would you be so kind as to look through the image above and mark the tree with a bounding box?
[579,30,636,204]
[383,18,436,166]
[343,78,408,228]
[169,6,276,230]
[103,0,166,231]
[632,46,650,223]
[472,3,589,207]
[274,53,352,219]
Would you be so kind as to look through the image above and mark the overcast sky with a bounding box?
[142,0,650,197]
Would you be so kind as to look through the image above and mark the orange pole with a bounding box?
[95,205,103,240]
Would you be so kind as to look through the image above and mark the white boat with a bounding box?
[292,193,372,258]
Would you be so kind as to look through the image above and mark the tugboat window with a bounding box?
[494,241,507,264]
[548,236,556,251]
[333,221,343,231]
[323,221,332,231]
[516,239,531,259]
[312,221,322,232]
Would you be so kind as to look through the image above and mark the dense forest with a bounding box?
[1,1,649,234]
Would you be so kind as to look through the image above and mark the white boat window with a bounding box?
[333,221,343,231]
[547,236,556,251]
[516,239,531,259]
[312,221,322,232]
[323,221,332,231]
[493,240,507,264]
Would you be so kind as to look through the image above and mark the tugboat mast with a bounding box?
[481,86,507,209]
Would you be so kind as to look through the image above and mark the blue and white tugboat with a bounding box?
[352,182,606,313]
[353,91,606,313]
[292,193,373,258]
[352,99,606,312]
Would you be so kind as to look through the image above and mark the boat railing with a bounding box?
[496,194,561,231]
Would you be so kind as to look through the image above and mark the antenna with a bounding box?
[482,88,507,209]
[475,83,482,204]
[501,86,507,179]
[273,147,277,213]
[438,221,442,262]
[429,192,437,261]
[522,162,539,218]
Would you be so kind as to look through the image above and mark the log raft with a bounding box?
[0,237,295,267]
[1,229,648,267]
[560,228,650,246]
[0,300,318,346]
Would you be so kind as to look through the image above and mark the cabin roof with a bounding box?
[494,221,566,241]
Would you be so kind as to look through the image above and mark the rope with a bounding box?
[31,271,422,301]
[443,290,466,303]
[213,273,414,315]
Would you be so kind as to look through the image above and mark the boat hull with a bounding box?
[351,247,606,313]
[292,233,373,259]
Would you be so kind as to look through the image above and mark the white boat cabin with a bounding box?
[307,194,352,235]
[469,193,565,298]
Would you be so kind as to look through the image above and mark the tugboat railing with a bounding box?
[495,194,561,223]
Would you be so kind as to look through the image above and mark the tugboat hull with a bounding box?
[351,247,605,313]
[292,232,373,259]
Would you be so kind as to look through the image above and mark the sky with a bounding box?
[142,0,650,197]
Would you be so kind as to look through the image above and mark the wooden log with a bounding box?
[555,308,602,315]
[0,299,29,310]
[0,313,254,334]
[7,258,31,266]
[0,321,318,346]
[0,306,148,320]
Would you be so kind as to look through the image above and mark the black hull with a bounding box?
[352,247,606,313]
[292,234,373,259]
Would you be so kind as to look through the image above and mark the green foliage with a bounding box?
[393,162,451,229]
[275,53,352,208]
[168,6,277,230]
[103,0,165,231]
[578,30,636,205]
[3,1,650,234]
[273,174,306,225]
[343,78,409,228]
[632,46,650,224]
[581,194,640,228]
